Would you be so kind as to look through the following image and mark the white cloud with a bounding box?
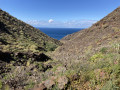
[26,19,97,28]
[48,19,54,23]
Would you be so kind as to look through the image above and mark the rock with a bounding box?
[95,85,101,90]
[57,76,68,89]
[44,79,55,89]
[33,83,46,90]
[55,66,66,75]
[50,76,57,81]
[15,86,24,90]
[45,70,54,77]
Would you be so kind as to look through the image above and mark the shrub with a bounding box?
[102,80,119,90]
[52,84,60,90]
[45,42,57,51]
[0,80,2,89]
[100,47,107,54]
[29,44,37,51]
[38,63,44,71]
[112,27,120,32]
[25,80,35,90]
[90,53,104,62]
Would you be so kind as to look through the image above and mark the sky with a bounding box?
[0,0,120,28]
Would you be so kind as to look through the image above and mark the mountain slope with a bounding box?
[0,9,62,52]
[0,7,120,89]
[0,9,63,89]
[51,7,120,89]
[52,7,120,64]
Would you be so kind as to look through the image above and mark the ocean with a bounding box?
[38,28,83,40]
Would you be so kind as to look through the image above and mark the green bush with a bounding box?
[102,80,119,90]
[0,80,2,89]
[25,80,35,90]
[90,53,104,62]
[45,42,57,51]
[100,47,107,54]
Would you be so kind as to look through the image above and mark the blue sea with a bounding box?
[38,28,83,40]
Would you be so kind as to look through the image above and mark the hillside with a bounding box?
[0,7,120,90]
[52,7,120,64]
[0,9,64,90]
[51,7,120,89]
[0,9,62,53]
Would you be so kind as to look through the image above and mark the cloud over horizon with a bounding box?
[26,19,97,28]
[48,19,54,23]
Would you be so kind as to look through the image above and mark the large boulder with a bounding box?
[57,76,69,89]
[55,66,66,75]
[33,83,46,90]
[44,79,55,89]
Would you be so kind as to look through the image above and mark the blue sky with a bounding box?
[0,0,120,28]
